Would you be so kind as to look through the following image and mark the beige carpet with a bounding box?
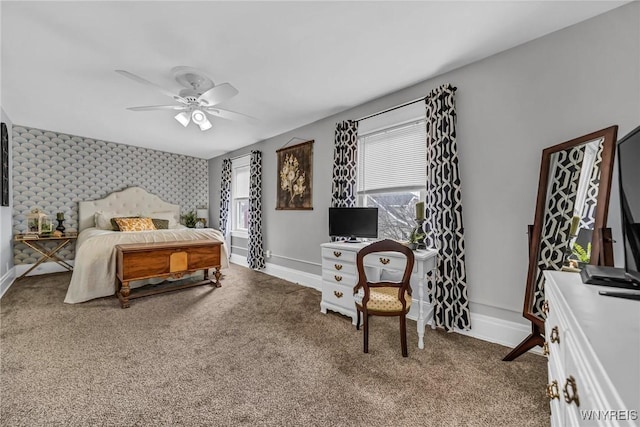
[1,264,548,426]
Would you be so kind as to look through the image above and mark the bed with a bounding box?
[64,187,229,304]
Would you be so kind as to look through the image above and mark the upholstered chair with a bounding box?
[353,239,415,357]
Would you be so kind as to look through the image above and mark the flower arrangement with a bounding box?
[279,153,306,203]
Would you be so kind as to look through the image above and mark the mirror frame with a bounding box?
[523,126,618,327]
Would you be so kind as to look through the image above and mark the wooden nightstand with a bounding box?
[14,233,77,279]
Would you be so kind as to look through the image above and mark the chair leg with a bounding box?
[400,313,408,357]
[363,311,369,354]
[356,308,361,330]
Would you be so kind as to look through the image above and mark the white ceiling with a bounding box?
[0,1,628,159]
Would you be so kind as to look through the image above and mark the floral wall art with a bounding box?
[276,140,313,210]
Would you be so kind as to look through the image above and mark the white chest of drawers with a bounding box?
[320,241,437,349]
[543,271,639,427]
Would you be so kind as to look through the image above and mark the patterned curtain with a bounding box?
[578,141,603,230]
[532,146,584,318]
[247,150,265,269]
[219,159,232,237]
[424,84,471,331]
[331,120,359,207]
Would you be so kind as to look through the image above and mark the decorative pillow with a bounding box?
[114,217,156,232]
[111,216,140,231]
[94,211,121,230]
[145,211,179,228]
[151,218,169,230]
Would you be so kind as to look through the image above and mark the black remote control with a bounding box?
[598,291,640,301]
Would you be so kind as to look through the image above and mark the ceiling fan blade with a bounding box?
[197,83,239,106]
[203,107,257,123]
[116,70,187,103]
[126,105,189,111]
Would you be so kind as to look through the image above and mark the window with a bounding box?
[232,156,250,237]
[357,102,426,241]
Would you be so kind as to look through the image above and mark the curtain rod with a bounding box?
[355,96,426,122]
[227,152,252,161]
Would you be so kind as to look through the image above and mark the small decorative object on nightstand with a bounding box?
[40,218,53,235]
[26,209,48,234]
[55,212,66,233]
[196,208,208,228]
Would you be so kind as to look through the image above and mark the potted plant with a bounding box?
[181,210,198,228]
[572,242,591,267]
[406,227,426,251]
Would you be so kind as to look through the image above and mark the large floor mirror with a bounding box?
[504,126,618,361]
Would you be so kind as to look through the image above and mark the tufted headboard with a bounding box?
[78,187,181,232]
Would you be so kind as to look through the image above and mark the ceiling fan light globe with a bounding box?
[174,112,191,127]
[198,120,213,131]
[192,110,212,131]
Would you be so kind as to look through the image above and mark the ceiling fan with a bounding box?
[116,66,254,131]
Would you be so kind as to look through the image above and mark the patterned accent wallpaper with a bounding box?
[12,126,208,265]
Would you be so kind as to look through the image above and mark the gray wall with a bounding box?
[1,108,14,280]
[209,3,640,325]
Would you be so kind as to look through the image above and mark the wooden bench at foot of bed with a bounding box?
[115,240,223,308]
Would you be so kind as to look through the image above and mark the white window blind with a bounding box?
[233,166,250,199]
[357,120,427,194]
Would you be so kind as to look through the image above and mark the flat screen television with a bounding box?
[329,207,378,242]
[580,126,640,291]
[618,124,640,282]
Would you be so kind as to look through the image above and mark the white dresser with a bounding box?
[320,241,438,349]
[543,271,639,427]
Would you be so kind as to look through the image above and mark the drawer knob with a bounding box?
[379,257,390,265]
[542,341,549,356]
[546,380,559,400]
[542,300,549,315]
[335,264,343,271]
[563,376,580,407]
[334,291,343,298]
[334,275,342,282]
[550,326,560,344]
[334,251,342,258]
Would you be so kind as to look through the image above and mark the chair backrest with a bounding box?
[354,239,415,308]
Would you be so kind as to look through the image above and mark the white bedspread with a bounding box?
[64,227,229,304]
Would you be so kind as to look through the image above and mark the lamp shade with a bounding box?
[174,111,191,127]
[196,209,209,219]
[192,110,212,131]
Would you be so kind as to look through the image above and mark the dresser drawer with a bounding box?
[544,286,569,367]
[322,281,355,310]
[322,247,357,263]
[363,251,417,273]
[322,270,357,287]
[547,357,565,427]
[321,259,357,276]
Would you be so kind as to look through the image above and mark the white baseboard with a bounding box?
[230,254,322,291]
[0,267,16,300]
[230,255,541,355]
[13,260,75,278]
[455,312,543,355]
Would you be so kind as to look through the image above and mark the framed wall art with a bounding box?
[1,122,9,207]
[276,140,313,210]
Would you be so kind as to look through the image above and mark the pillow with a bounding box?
[151,218,169,230]
[145,211,179,228]
[114,217,156,232]
[111,216,140,231]
[94,211,121,230]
